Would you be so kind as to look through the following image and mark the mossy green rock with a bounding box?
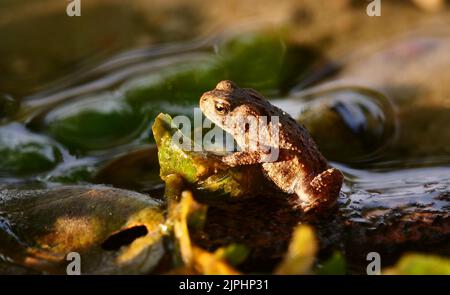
[0,123,62,176]
[46,93,146,152]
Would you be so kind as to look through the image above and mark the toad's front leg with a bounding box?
[222,151,269,167]
[222,148,291,167]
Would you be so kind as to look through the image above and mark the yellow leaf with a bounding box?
[275,225,317,275]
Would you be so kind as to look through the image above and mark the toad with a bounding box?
[200,80,343,211]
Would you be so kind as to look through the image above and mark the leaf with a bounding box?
[214,244,249,267]
[152,113,265,197]
[169,190,240,274]
[170,190,207,266]
[152,113,213,183]
[316,252,346,275]
[191,246,241,275]
[275,225,317,275]
[384,253,450,275]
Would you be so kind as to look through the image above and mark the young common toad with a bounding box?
[200,80,343,211]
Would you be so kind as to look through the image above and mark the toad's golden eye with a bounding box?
[214,101,229,114]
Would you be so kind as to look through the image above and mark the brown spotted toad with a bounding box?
[200,80,343,211]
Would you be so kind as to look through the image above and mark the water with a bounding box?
[0,25,449,273]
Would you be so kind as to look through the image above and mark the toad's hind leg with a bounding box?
[294,168,344,212]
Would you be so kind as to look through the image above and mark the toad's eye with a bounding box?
[214,101,229,115]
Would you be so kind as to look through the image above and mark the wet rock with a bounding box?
[0,123,63,176]
[328,36,450,163]
[44,92,147,152]
[0,185,165,274]
[275,86,397,164]
[94,145,164,194]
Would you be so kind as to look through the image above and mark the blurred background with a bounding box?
[1,0,449,97]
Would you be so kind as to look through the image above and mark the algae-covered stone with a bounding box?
[45,92,146,152]
[218,32,324,94]
[0,123,63,176]
[124,56,222,117]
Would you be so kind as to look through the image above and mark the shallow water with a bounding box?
[0,13,449,273]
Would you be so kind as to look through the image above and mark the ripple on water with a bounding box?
[337,164,450,248]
